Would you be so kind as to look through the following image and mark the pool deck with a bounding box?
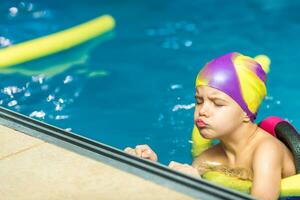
[0,124,194,200]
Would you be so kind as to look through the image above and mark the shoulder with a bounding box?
[252,133,284,171]
[254,129,283,156]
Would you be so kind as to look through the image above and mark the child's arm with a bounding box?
[251,140,282,200]
[168,161,200,177]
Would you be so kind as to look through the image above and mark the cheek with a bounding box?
[211,108,243,132]
[193,106,200,119]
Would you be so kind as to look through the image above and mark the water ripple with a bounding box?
[0,36,12,47]
[0,72,83,127]
[172,103,195,112]
[146,21,198,50]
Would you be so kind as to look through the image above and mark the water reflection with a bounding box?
[0,32,114,77]
[0,32,115,127]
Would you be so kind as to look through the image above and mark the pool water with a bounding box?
[1,0,300,165]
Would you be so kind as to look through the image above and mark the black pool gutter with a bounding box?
[0,106,255,200]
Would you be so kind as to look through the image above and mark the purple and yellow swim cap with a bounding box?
[195,52,270,121]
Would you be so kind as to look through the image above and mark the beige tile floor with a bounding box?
[0,124,194,200]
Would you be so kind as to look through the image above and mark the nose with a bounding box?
[197,102,209,117]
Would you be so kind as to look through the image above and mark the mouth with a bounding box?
[195,119,208,128]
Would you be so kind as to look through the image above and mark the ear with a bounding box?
[242,112,250,122]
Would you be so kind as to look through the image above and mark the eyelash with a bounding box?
[195,99,203,105]
[195,99,223,107]
[214,103,223,107]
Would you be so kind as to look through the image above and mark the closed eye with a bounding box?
[213,101,225,107]
[195,96,203,105]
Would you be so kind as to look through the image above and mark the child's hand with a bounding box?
[168,161,200,177]
[124,144,158,162]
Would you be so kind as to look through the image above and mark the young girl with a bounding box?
[124,52,296,200]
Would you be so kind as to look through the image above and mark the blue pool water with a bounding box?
[1,0,300,165]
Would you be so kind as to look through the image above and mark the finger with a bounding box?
[170,165,183,171]
[135,145,157,161]
[136,144,150,148]
[169,164,187,172]
[124,147,132,152]
[168,161,175,167]
[135,145,149,157]
[141,149,158,161]
[141,149,150,157]
[168,161,180,168]
[135,144,151,151]
[124,147,136,156]
[135,147,143,157]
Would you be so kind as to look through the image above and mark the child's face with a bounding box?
[194,86,246,139]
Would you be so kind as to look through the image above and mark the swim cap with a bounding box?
[195,52,270,121]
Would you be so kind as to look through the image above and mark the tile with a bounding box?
[0,125,44,159]
[0,137,194,200]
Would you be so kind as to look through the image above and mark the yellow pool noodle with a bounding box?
[0,15,115,68]
[202,171,300,197]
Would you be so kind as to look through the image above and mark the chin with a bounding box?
[199,128,217,139]
[201,134,216,140]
